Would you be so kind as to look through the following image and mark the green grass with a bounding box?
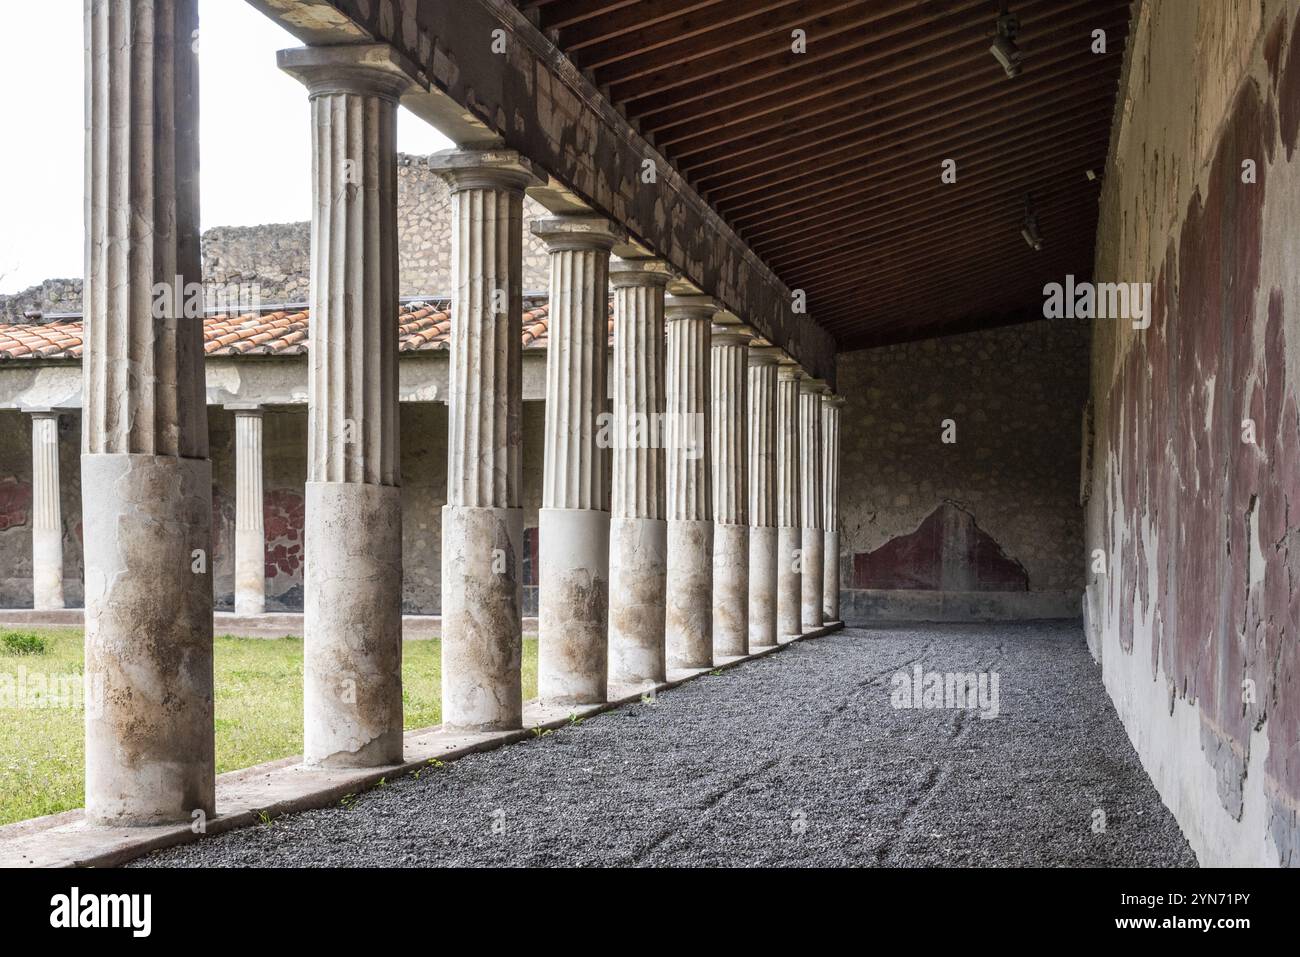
[0,628,538,827]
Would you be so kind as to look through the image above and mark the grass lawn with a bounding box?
[0,628,538,827]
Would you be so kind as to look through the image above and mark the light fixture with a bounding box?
[1021,195,1043,251]
[990,9,1023,78]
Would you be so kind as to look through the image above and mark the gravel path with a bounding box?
[133,621,1197,867]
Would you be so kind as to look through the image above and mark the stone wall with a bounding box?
[0,279,82,322]
[836,319,1090,622]
[1084,0,1299,866]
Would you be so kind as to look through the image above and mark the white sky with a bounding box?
[0,0,452,295]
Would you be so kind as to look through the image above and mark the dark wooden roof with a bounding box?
[516,0,1131,349]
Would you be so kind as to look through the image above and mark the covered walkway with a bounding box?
[132,623,1194,868]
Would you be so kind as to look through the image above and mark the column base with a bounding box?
[234,526,265,616]
[666,518,713,670]
[441,504,524,732]
[608,516,667,687]
[82,453,214,827]
[777,525,802,638]
[713,522,748,658]
[538,507,610,706]
[32,527,64,611]
[304,482,403,769]
[801,526,825,630]
[748,525,778,649]
[823,529,840,621]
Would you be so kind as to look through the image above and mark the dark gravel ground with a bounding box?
[132,621,1197,868]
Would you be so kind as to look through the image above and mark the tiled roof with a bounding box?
[0,298,615,361]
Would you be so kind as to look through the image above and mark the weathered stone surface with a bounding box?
[302,481,403,767]
[666,518,713,670]
[776,365,802,638]
[748,525,779,649]
[712,522,748,657]
[82,0,213,826]
[607,515,667,686]
[801,527,825,631]
[534,215,619,706]
[82,453,214,826]
[664,296,714,668]
[441,504,524,731]
[538,507,609,704]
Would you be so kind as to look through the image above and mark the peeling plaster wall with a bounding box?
[1087,0,1300,866]
[0,410,83,607]
[837,320,1089,622]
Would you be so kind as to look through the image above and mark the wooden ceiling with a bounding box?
[514,0,1131,350]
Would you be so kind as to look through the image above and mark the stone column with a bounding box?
[747,350,780,649]
[532,215,623,705]
[280,45,415,767]
[232,408,265,616]
[664,295,715,670]
[822,394,846,622]
[800,378,827,630]
[608,258,672,688]
[711,326,749,658]
[428,148,541,731]
[29,411,64,611]
[82,0,214,826]
[775,364,803,639]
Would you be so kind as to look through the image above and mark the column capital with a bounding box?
[227,404,264,417]
[664,294,719,322]
[822,393,848,408]
[777,362,804,382]
[277,43,423,101]
[24,408,62,419]
[531,214,625,252]
[710,324,752,347]
[800,376,830,395]
[748,346,783,366]
[426,147,543,194]
[609,256,673,289]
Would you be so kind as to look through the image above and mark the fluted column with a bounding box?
[776,364,803,638]
[82,0,213,826]
[608,258,672,688]
[29,411,64,611]
[711,326,749,657]
[428,148,541,731]
[747,350,780,649]
[281,45,415,767]
[823,394,846,621]
[233,408,265,615]
[664,295,715,670]
[533,215,623,705]
[800,378,827,630]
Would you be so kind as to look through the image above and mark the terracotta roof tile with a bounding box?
[0,297,616,361]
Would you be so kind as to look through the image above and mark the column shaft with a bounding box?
[82,0,214,826]
[281,45,413,767]
[534,217,621,705]
[776,366,802,638]
[608,259,671,688]
[822,395,845,622]
[747,352,780,648]
[429,148,540,731]
[711,328,749,657]
[233,410,265,615]
[30,412,64,611]
[800,380,826,630]
[664,296,714,670]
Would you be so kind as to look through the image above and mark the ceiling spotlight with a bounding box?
[1021,195,1043,251]
[990,10,1023,78]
